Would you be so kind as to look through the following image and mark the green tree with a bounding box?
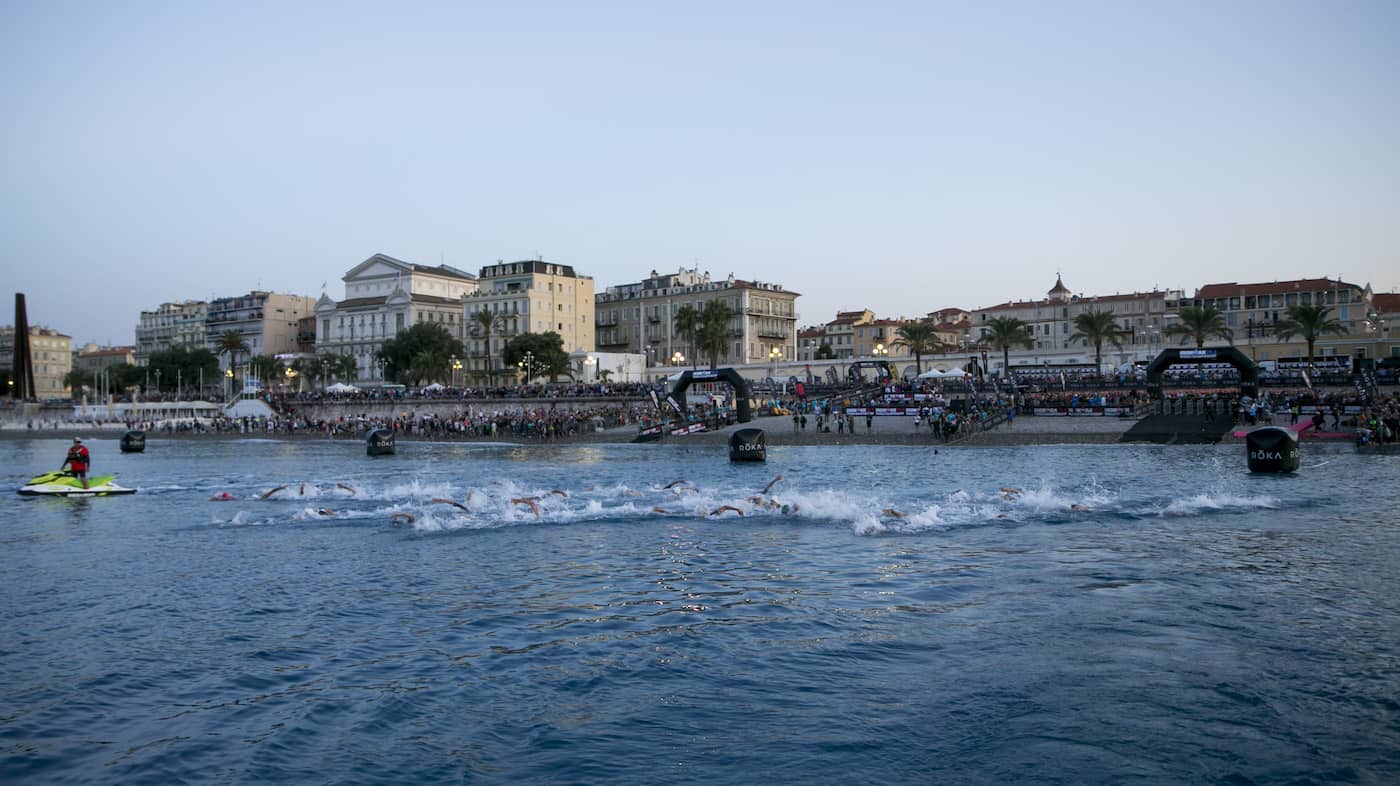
[815,343,835,360]
[64,368,95,395]
[109,364,146,396]
[502,332,570,382]
[983,317,1034,377]
[597,368,613,383]
[217,330,249,389]
[673,304,700,367]
[893,322,945,374]
[1165,305,1233,348]
[1274,304,1347,362]
[247,354,286,387]
[376,322,459,384]
[1069,309,1129,372]
[697,300,736,369]
[330,354,358,383]
[470,309,498,383]
[147,346,219,396]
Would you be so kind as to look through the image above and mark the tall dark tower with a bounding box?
[12,293,36,400]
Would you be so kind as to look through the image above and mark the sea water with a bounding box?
[1,436,1397,785]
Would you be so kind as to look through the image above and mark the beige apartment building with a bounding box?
[595,268,798,367]
[1191,277,1384,364]
[0,326,72,400]
[463,260,594,379]
[134,300,208,366]
[971,275,1186,372]
[207,291,317,378]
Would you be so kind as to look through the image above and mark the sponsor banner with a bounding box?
[638,425,663,437]
[670,423,707,436]
[844,407,922,416]
[1180,349,1217,359]
[1032,407,1130,416]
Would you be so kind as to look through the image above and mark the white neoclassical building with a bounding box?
[314,253,478,385]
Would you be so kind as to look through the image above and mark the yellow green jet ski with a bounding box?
[18,471,137,497]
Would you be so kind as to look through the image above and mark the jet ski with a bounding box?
[18,471,137,497]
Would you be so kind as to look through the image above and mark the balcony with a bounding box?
[758,328,787,339]
[596,316,619,327]
[598,338,632,348]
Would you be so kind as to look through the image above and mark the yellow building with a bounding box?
[1,326,73,400]
[464,260,595,378]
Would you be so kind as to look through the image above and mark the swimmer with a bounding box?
[1070,503,1090,512]
[336,483,358,495]
[209,491,237,501]
[671,486,697,495]
[549,489,568,498]
[511,497,541,516]
[880,508,907,520]
[761,474,784,495]
[663,479,688,489]
[709,505,745,517]
[746,495,765,506]
[316,508,335,517]
[258,485,287,500]
[431,497,471,512]
[650,506,673,514]
[780,502,799,516]
[299,483,306,496]
[1000,487,1022,501]
[390,512,415,525]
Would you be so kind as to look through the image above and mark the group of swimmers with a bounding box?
[208,474,1091,526]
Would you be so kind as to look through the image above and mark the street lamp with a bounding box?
[584,355,597,382]
[155,368,162,394]
[873,343,888,357]
[517,351,536,383]
[768,346,782,379]
[225,367,233,399]
[450,354,462,387]
[284,366,298,392]
[671,350,684,366]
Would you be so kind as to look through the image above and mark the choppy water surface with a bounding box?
[2,436,1398,785]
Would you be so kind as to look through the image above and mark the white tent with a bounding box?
[421,382,446,392]
[940,368,969,378]
[325,382,360,393]
[916,369,945,379]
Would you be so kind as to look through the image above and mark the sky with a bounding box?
[2,0,1397,346]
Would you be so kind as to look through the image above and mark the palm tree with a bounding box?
[1069,309,1129,373]
[892,322,944,374]
[247,354,285,387]
[597,368,613,383]
[323,353,357,384]
[982,317,1034,377]
[1274,304,1347,363]
[1165,305,1233,348]
[470,309,497,383]
[217,330,249,389]
[697,300,736,369]
[673,304,700,368]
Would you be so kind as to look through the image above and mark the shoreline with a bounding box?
[0,415,1274,448]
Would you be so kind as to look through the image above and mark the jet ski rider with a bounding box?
[62,437,90,489]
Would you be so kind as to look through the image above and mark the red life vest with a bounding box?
[67,445,89,470]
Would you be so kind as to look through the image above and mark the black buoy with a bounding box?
[119,430,146,453]
[1247,426,1299,473]
[366,428,396,456]
[729,428,766,462]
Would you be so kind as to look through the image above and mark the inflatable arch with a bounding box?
[1144,347,1259,398]
[846,360,897,383]
[667,368,754,423]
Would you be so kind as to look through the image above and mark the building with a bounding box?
[796,325,829,362]
[207,291,317,379]
[1191,277,1376,363]
[463,260,594,379]
[817,309,874,360]
[314,253,479,385]
[853,318,914,360]
[134,300,208,366]
[971,275,1185,372]
[1368,293,1399,360]
[1,326,72,399]
[73,344,136,373]
[594,267,798,367]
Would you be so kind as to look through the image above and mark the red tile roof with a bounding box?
[1373,293,1400,314]
[1195,278,1359,299]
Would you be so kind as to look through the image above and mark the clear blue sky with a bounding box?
[3,0,1396,345]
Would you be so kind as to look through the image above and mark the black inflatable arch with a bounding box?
[1144,347,1259,397]
[668,368,753,423]
[846,360,896,383]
